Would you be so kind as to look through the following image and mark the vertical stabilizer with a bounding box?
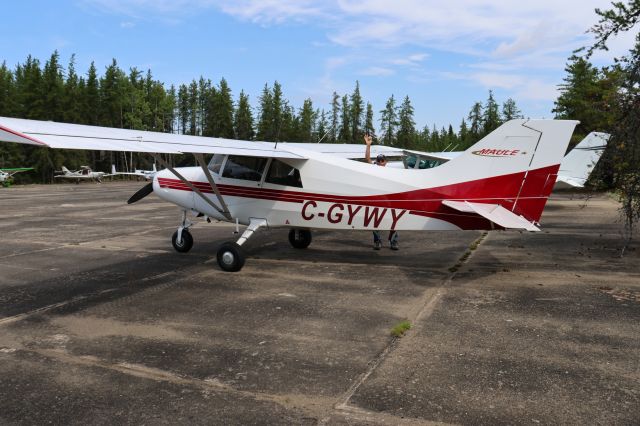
[556,132,610,189]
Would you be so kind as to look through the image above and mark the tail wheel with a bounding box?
[217,242,245,272]
[172,229,193,253]
[288,229,312,249]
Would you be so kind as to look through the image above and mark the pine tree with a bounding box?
[272,82,284,141]
[467,101,483,142]
[177,84,189,134]
[458,118,470,148]
[338,94,350,143]
[501,98,522,121]
[100,59,126,128]
[256,83,273,141]
[0,61,16,117]
[234,90,254,140]
[206,77,234,138]
[364,102,374,138]
[83,62,100,125]
[62,54,81,123]
[396,95,416,149]
[350,81,363,143]
[379,95,398,146]
[330,91,340,143]
[41,51,64,121]
[187,80,198,135]
[298,98,314,142]
[482,90,500,135]
[316,109,328,142]
[15,55,44,119]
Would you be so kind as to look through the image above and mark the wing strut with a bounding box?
[151,153,232,221]
[193,153,231,220]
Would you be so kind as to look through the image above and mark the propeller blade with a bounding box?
[127,182,154,204]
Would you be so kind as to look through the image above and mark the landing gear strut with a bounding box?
[216,218,267,272]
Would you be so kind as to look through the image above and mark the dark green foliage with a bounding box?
[584,0,640,247]
[234,90,254,140]
[482,90,500,135]
[350,81,364,143]
[297,98,314,142]
[379,94,397,146]
[396,96,416,149]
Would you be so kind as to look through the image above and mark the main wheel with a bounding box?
[217,242,245,272]
[288,229,312,249]
[172,229,194,253]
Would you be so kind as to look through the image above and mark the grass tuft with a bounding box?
[391,320,412,337]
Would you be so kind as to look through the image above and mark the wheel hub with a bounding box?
[221,251,235,265]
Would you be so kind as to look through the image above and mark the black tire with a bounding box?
[288,229,312,249]
[217,242,245,272]
[172,229,194,253]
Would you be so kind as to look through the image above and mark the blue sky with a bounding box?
[1,0,637,132]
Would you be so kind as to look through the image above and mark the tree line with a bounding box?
[0,51,523,182]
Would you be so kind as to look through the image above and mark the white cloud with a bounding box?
[82,0,634,112]
[360,66,395,76]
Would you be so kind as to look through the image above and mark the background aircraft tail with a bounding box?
[61,166,71,174]
[556,132,610,189]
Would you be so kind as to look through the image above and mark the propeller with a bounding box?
[127,182,154,204]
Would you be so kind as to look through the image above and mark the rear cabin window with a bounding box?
[222,155,267,181]
[265,159,303,188]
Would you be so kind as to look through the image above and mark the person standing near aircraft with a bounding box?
[364,134,399,251]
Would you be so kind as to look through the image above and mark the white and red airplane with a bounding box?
[0,116,577,272]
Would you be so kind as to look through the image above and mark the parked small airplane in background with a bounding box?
[111,163,158,180]
[0,116,578,272]
[0,167,33,187]
[55,166,112,184]
[396,132,610,189]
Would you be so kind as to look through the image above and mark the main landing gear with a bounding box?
[215,218,267,272]
[170,212,313,273]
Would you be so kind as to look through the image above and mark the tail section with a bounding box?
[436,119,578,227]
[61,166,71,174]
[111,164,117,175]
[152,163,157,172]
[556,132,610,189]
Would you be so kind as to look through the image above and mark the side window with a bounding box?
[222,155,268,181]
[208,153,225,174]
[265,159,303,188]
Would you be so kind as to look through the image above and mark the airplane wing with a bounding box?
[0,167,33,177]
[442,200,540,232]
[0,117,307,159]
[403,149,461,163]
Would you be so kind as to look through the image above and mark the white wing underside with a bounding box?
[0,117,306,159]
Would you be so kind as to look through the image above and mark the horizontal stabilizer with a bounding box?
[442,200,540,232]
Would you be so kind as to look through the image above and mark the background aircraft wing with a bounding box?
[284,143,404,159]
[403,149,461,163]
[0,117,306,159]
